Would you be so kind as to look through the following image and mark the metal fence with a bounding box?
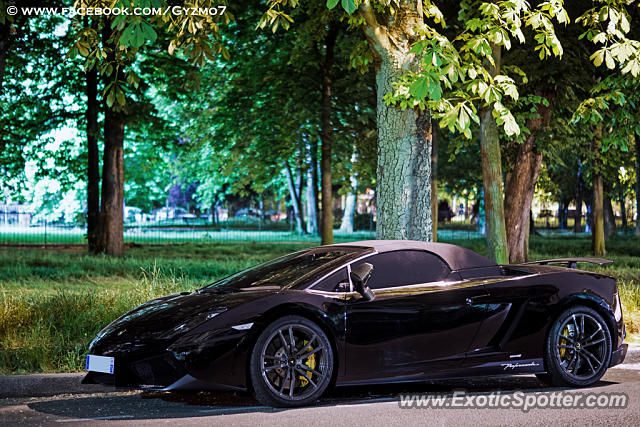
[0,218,489,246]
[3,213,633,247]
[0,218,376,246]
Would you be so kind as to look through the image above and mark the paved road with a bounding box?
[2,366,640,426]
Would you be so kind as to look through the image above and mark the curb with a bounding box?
[0,372,113,399]
[1,347,639,399]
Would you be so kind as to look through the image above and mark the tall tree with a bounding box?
[86,56,100,251]
[575,161,584,233]
[504,90,555,263]
[359,1,433,240]
[635,134,640,237]
[285,160,306,233]
[260,1,568,248]
[318,22,339,245]
[306,137,319,235]
[96,29,125,256]
[431,122,438,241]
[372,0,566,251]
[69,0,233,254]
[592,124,605,255]
[263,0,434,240]
[479,44,508,263]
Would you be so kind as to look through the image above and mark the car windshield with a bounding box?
[201,248,361,292]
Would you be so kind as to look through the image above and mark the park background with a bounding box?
[0,0,639,374]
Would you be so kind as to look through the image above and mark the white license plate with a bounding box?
[86,355,114,374]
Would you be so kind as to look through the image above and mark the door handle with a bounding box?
[466,294,491,305]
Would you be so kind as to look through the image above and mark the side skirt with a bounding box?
[335,358,545,387]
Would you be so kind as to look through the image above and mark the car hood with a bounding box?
[89,288,275,355]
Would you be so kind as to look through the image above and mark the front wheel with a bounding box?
[544,305,612,387]
[249,315,334,407]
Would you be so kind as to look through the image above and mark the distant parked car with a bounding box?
[235,208,263,218]
[264,209,286,221]
[153,207,196,221]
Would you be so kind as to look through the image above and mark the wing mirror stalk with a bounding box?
[350,263,375,301]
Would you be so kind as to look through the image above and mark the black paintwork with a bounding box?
[83,241,627,392]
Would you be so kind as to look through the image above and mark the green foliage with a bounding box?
[0,13,85,195]
[382,0,568,139]
[577,0,640,77]
[69,1,233,112]
[164,1,376,211]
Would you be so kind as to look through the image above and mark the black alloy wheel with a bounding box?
[250,315,334,407]
[544,305,612,387]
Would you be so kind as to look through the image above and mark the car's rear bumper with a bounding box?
[609,343,628,367]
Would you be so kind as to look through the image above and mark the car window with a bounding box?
[312,268,350,292]
[352,250,451,290]
[202,249,355,291]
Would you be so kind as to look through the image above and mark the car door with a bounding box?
[342,250,490,383]
[459,268,558,373]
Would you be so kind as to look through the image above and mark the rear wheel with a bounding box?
[249,315,333,407]
[544,305,612,387]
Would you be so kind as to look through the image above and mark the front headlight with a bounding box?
[613,291,622,322]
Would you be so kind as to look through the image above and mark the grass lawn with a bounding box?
[0,237,638,374]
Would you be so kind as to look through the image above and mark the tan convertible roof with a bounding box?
[329,240,497,271]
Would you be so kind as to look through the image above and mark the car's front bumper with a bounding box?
[82,350,187,388]
[83,327,253,391]
[609,343,628,367]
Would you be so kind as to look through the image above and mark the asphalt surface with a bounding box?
[2,362,640,426]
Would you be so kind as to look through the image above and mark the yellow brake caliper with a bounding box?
[298,340,316,387]
[559,326,569,358]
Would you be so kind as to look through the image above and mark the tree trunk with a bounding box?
[524,209,534,260]
[634,133,640,237]
[306,170,318,234]
[96,30,124,256]
[295,158,304,227]
[592,126,605,256]
[575,163,584,233]
[479,44,508,263]
[339,172,357,234]
[361,1,432,241]
[504,90,554,263]
[210,202,217,225]
[319,25,339,246]
[285,162,304,234]
[465,198,469,220]
[97,107,125,256]
[604,195,617,239]
[559,200,570,230]
[86,62,100,252]
[619,192,627,232]
[431,121,438,242]
[306,139,319,235]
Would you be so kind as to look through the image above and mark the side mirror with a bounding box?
[350,263,375,301]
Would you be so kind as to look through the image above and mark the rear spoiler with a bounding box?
[520,258,613,269]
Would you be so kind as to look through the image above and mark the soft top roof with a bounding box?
[328,240,496,271]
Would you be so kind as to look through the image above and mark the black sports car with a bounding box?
[84,240,628,407]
